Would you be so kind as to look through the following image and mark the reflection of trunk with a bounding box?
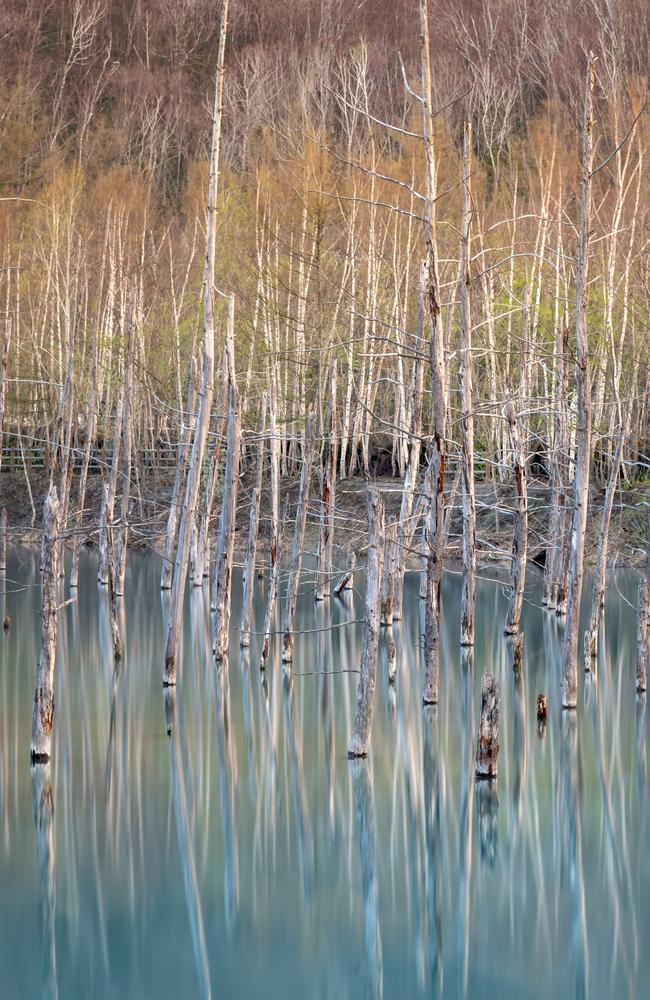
[560,712,588,998]
[458,648,474,997]
[214,661,240,931]
[348,490,384,757]
[422,706,443,993]
[31,763,58,1000]
[31,485,61,761]
[164,690,212,1000]
[349,758,383,1000]
[283,675,313,902]
[475,782,498,866]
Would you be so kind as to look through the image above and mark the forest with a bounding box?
[0,1,649,998]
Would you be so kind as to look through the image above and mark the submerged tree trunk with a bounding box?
[562,57,595,709]
[240,397,266,647]
[260,500,287,671]
[475,673,500,779]
[348,489,385,757]
[381,517,398,626]
[315,361,337,601]
[459,121,476,647]
[212,383,242,661]
[585,423,627,662]
[282,411,315,668]
[504,398,528,635]
[163,1,228,685]
[31,486,61,762]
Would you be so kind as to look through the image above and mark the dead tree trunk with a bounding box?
[30,486,61,762]
[504,398,528,635]
[0,317,10,476]
[115,284,135,597]
[315,361,337,601]
[381,517,398,626]
[161,358,197,590]
[585,423,626,662]
[419,0,447,705]
[475,673,499,779]
[163,0,228,685]
[460,121,476,647]
[636,578,649,693]
[69,299,99,590]
[260,501,287,670]
[98,387,123,584]
[240,396,266,647]
[562,57,595,709]
[281,411,315,668]
[348,489,385,757]
[212,383,242,661]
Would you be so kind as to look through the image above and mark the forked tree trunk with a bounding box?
[504,398,528,635]
[31,485,61,762]
[348,489,385,757]
[161,358,197,590]
[459,121,476,647]
[562,57,595,709]
[475,673,499,779]
[282,411,315,668]
[163,0,228,685]
[315,361,337,601]
[240,397,266,647]
[213,383,242,661]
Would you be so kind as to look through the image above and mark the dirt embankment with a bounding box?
[0,469,646,569]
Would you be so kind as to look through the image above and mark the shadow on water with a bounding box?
[0,546,648,997]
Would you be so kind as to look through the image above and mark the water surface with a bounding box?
[0,547,647,998]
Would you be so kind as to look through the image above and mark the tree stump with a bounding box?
[475,673,499,779]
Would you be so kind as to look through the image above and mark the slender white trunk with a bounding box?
[282,412,315,668]
[562,58,595,709]
[163,1,228,685]
[348,489,384,757]
[460,122,476,647]
[31,486,61,762]
[240,397,266,647]
[212,383,242,661]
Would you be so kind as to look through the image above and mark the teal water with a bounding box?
[0,546,647,998]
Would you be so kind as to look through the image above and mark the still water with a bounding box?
[0,546,648,998]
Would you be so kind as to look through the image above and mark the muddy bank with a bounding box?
[0,469,646,570]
